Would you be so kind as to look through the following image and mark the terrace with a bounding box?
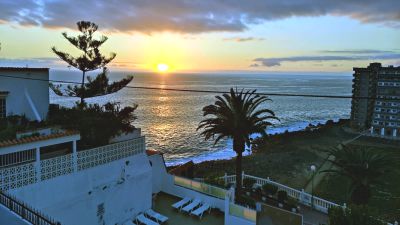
[153,192,224,225]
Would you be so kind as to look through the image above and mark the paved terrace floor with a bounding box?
[300,206,328,225]
[152,192,224,225]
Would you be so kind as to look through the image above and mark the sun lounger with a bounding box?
[172,197,191,210]
[190,203,211,218]
[135,213,159,225]
[145,209,168,224]
[182,199,202,213]
[123,220,136,225]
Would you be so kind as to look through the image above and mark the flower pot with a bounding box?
[246,192,250,196]
[278,203,283,208]
[262,197,266,201]
[292,208,297,213]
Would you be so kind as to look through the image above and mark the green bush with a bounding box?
[262,183,278,196]
[243,178,256,190]
[277,190,288,203]
[0,115,45,141]
[287,197,298,208]
[48,102,137,149]
[238,195,256,209]
[328,205,384,225]
[204,173,225,187]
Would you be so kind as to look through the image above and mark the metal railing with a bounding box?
[222,172,341,214]
[0,137,146,191]
[0,191,60,225]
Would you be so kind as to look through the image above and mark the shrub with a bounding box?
[0,115,45,141]
[262,183,278,196]
[238,195,256,209]
[277,190,288,203]
[48,102,137,149]
[328,205,384,225]
[287,197,298,208]
[204,174,225,187]
[243,178,256,190]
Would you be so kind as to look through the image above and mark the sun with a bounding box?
[157,63,169,72]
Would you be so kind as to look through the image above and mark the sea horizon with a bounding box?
[50,70,353,165]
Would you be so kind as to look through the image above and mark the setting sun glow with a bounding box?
[157,64,169,72]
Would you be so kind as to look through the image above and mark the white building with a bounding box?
[0,67,49,121]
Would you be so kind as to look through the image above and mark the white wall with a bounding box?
[0,68,49,121]
[148,154,167,193]
[9,153,153,225]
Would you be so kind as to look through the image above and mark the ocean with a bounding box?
[50,70,352,165]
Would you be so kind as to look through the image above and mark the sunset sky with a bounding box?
[0,0,399,73]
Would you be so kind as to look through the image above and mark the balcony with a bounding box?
[153,192,224,225]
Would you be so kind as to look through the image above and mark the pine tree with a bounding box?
[51,21,132,104]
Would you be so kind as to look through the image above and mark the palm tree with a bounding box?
[322,146,397,205]
[197,88,279,199]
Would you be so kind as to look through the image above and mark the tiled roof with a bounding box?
[0,67,49,72]
[0,130,79,148]
[146,149,163,156]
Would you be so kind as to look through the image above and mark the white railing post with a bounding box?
[72,140,77,173]
[35,147,41,182]
[224,172,227,186]
[242,171,245,184]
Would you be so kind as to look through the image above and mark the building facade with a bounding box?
[0,67,49,121]
[351,63,400,138]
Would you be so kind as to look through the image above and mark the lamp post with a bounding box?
[310,165,316,209]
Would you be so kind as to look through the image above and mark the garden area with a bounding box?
[192,119,356,189]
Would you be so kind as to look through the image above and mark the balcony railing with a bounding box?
[0,191,60,225]
[174,176,227,199]
[229,202,257,223]
[222,172,340,214]
[0,136,145,191]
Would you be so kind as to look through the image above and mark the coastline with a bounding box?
[165,118,344,166]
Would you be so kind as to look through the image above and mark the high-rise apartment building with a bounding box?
[351,63,400,138]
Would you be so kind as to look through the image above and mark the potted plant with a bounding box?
[262,183,278,200]
[239,195,256,209]
[243,178,256,196]
[287,197,298,213]
[277,190,287,208]
[253,186,262,200]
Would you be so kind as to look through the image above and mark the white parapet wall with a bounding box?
[9,152,152,225]
[0,67,49,121]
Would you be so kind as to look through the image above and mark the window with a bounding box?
[0,98,6,118]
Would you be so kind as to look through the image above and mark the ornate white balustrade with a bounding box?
[222,172,341,214]
[77,137,145,171]
[0,136,145,191]
[0,162,36,191]
[41,154,73,181]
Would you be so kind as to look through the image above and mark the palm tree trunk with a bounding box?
[234,138,245,201]
[235,151,243,201]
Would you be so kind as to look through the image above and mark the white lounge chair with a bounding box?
[135,213,159,225]
[182,199,202,213]
[172,197,191,210]
[123,220,136,225]
[191,203,211,219]
[145,209,168,224]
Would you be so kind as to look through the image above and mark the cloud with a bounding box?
[223,37,265,42]
[0,57,137,69]
[253,53,400,67]
[320,49,395,54]
[0,0,399,33]
[249,63,260,67]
